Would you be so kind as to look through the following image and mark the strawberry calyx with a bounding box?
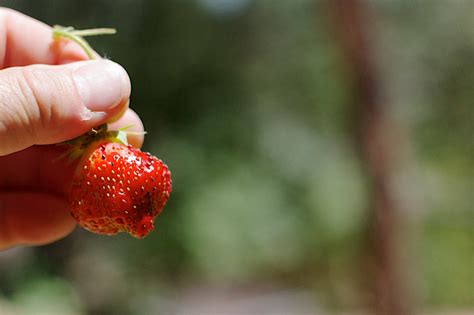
[60,124,129,161]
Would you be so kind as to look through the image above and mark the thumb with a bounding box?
[0,60,131,156]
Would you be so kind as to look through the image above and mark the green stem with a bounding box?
[70,28,116,37]
[52,25,116,59]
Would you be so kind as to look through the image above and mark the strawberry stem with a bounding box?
[68,28,117,37]
[52,25,116,59]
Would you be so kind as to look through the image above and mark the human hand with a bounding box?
[0,8,144,249]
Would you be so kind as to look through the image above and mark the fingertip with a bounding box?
[73,60,131,112]
[106,99,129,124]
[0,7,97,67]
[108,108,145,148]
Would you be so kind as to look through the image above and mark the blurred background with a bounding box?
[0,0,472,314]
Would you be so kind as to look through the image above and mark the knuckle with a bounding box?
[18,67,45,138]
[0,64,82,147]
[0,68,35,139]
[20,66,79,140]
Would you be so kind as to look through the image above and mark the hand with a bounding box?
[0,8,144,250]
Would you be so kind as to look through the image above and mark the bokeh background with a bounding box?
[0,0,473,314]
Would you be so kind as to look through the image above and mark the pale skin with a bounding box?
[0,8,145,249]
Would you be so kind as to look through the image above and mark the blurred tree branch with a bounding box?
[328,0,412,314]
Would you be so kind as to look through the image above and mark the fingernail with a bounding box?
[73,60,130,112]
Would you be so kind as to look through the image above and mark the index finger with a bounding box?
[0,7,93,69]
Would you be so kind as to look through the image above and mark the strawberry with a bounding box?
[69,140,171,238]
[52,26,171,238]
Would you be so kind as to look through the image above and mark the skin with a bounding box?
[0,8,145,250]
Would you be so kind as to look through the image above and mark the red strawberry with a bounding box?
[69,141,171,238]
[51,26,171,238]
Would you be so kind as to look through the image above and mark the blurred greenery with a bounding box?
[0,0,473,314]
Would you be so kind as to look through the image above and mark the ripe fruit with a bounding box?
[52,26,171,238]
[70,141,172,238]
